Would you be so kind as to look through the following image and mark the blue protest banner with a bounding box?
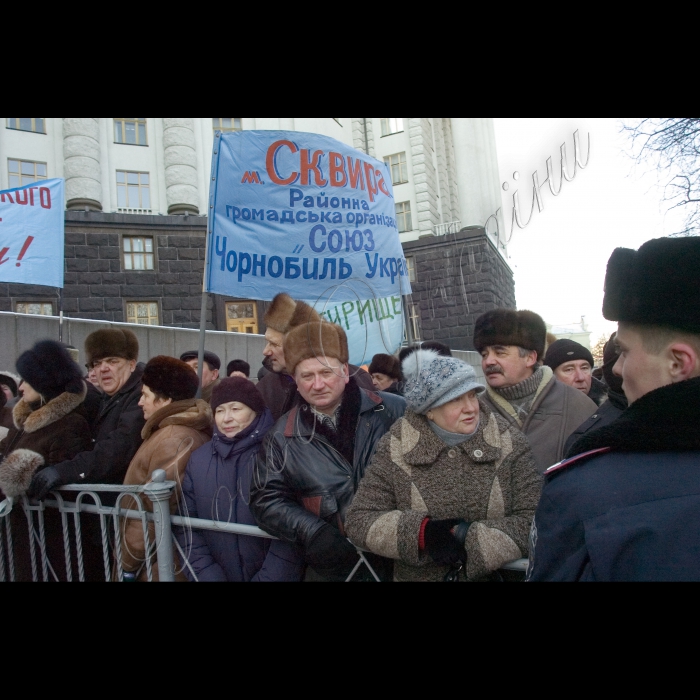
[207,131,411,303]
[311,293,404,366]
[0,178,65,288]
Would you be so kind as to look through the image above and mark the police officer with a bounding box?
[527,236,700,581]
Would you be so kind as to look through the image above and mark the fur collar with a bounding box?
[141,399,212,440]
[401,403,503,466]
[569,377,700,455]
[12,383,87,433]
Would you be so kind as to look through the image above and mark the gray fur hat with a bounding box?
[401,349,485,415]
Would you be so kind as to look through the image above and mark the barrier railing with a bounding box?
[0,469,528,582]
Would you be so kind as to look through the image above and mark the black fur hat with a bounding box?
[85,328,139,366]
[16,340,84,401]
[603,237,700,333]
[142,356,199,401]
[473,309,547,360]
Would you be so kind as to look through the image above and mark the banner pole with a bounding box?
[57,288,64,343]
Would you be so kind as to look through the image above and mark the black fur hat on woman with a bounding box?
[16,340,84,402]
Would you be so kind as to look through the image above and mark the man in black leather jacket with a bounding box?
[250,320,405,581]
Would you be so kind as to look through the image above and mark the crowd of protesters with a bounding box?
[0,235,699,581]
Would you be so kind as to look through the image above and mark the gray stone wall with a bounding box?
[403,227,516,351]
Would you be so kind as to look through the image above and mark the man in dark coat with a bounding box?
[251,320,406,581]
[27,328,146,498]
[543,338,608,406]
[257,293,375,421]
[528,236,700,581]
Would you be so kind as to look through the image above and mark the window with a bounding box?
[409,303,421,341]
[226,301,258,333]
[213,118,242,133]
[381,118,403,136]
[396,201,413,233]
[14,301,55,315]
[6,118,45,134]
[123,236,155,270]
[116,171,150,210]
[384,152,408,185]
[406,256,416,283]
[126,301,159,325]
[8,159,47,188]
[114,118,147,145]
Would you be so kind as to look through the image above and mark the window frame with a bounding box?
[121,234,156,271]
[408,303,421,341]
[124,300,161,326]
[384,151,409,185]
[7,158,48,188]
[212,118,242,133]
[13,299,56,316]
[116,170,151,211]
[6,118,46,134]
[406,255,416,283]
[113,118,148,146]
[396,200,413,233]
[380,118,403,137]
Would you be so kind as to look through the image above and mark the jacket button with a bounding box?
[473,449,483,458]
[448,449,457,458]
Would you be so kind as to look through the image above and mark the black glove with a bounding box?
[304,524,359,581]
[424,518,467,566]
[27,466,65,500]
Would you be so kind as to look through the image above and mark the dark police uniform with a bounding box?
[527,377,700,582]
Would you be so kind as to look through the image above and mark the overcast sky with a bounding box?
[492,118,687,344]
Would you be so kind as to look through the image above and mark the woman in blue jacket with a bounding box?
[177,377,303,581]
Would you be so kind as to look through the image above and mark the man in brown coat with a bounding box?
[257,293,375,421]
[473,309,597,473]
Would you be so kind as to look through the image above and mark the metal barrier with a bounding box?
[0,469,527,582]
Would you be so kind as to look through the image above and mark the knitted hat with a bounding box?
[473,309,547,360]
[368,353,402,380]
[543,339,594,372]
[211,377,265,414]
[85,328,139,366]
[16,340,84,401]
[179,350,221,371]
[284,321,349,375]
[226,359,250,377]
[142,356,199,401]
[0,371,20,398]
[603,237,700,333]
[401,349,485,415]
[264,293,321,334]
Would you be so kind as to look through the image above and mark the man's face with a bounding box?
[481,345,537,388]
[263,328,286,373]
[613,324,669,404]
[184,359,219,388]
[295,356,349,414]
[92,356,136,396]
[554,360,592,394]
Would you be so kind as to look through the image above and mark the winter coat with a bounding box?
[527,377,700,581]
[480,366,597,473]
[345,403,542,582]
[49,363,146,486]
[119,399,212,579]
[176,409,304,581]
[563,388,627,457]
[250,380,406,556]
[256,364,377,421]
[0,385,93,581]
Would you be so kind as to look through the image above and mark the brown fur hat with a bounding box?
[368,353,402,380]
[473,309,547,360]
[264,293,321,334]
[284,321,349,375]
[142,356,199,401]
[85,328,139,366]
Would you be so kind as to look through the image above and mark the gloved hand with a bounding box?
[304,523,359,581]
[26,466,65,500]
[424,518,467,566]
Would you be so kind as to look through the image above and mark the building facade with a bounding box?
[0,118,513,346]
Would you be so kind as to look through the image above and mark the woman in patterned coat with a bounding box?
[345,349,542,582]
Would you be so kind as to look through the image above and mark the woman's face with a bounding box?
[215,401,256,438]
[427,390,480,435]
[21,381,42,404]
[138,384,172,421]
[371,372,394,391]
